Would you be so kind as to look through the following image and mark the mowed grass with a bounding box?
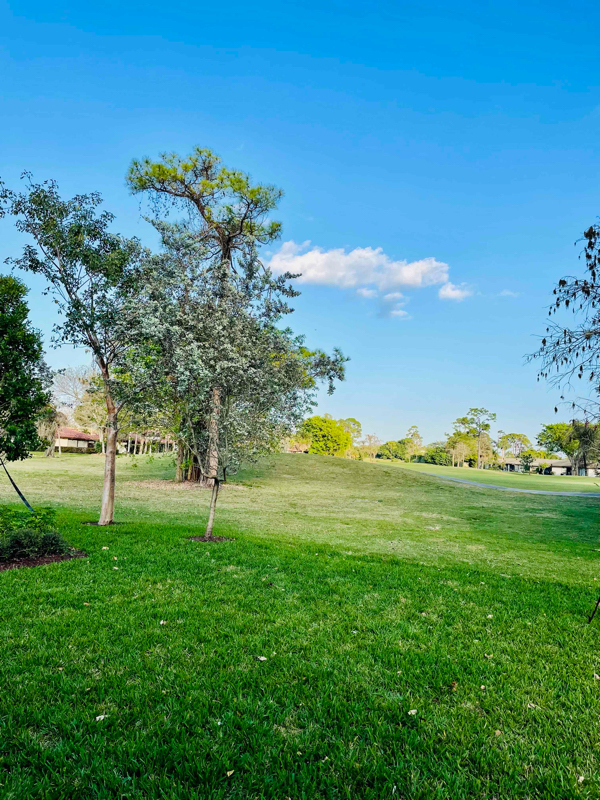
[396,461,600,493]
[1,454,600,799]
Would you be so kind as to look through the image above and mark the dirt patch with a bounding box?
[0,549,88,572]
[188,535,233,543]
[128,480,248,492]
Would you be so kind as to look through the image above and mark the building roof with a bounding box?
[503,457,595,468]
[57,427,99,442]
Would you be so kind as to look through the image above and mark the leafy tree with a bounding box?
[0,275,49,462]
[462,408,496,468]
[299,416,351,457]
[377,439,409,460]
[423,444,452,466]
[126,147,293,492]
[126,219,346,536]
[518,451,535,472]
[537,422,580,471]
[338,418,362,445]
[497,432,531,458]
[36,404,68,457]
[405,426,423,462]
[1,176,147,525]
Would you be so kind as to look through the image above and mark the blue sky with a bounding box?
[1,0,599,444]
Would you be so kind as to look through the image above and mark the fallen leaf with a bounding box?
[487,614,493,619]
[226,770,234,777]
[113,556,118,561]
[495,730,502,737]
[484,654,493,659]
[527,703,537,709]
[408,709,417,716]
[257,656,267,662]
[113,567,119,570]
[450,681,458,692]
[160,620,167,625]
[578,776,585,784]
[96,714,106,722]
[102,547,109,550]
[594,673,600,680]
[83,603,90,606]
[480,685,485,690]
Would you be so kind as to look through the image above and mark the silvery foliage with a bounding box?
[126,220,346,477]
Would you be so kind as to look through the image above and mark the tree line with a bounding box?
[293,410,600,474]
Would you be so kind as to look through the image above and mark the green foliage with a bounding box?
[376,439,409,460]
[422,445,452,466]
[518,450,536,472]
[0,275,49,461]
[537,423,575,458]
[300,416,352,456]
[0,505,67,562]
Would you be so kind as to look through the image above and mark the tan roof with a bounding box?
[58,427,99,442]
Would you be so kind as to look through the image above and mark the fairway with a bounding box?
[395,461,600,493]
[1,453,600,798]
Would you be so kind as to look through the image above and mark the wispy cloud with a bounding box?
[438,281,473,301]
[499,289,520,298]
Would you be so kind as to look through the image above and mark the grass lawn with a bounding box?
[1,452,600,798]
[395,461,600,493]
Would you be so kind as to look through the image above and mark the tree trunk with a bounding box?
[99,405,118,525]
[205,387,221,488]
[176,443,185,482]
[101,427,106,455]
[127,435,131,454]
[477,434,481,469]
[204,478,220,537]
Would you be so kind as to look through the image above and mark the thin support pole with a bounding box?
[0,456,34,512]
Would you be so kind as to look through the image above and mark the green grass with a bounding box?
[395,461,600,492]
[1,452,600,798]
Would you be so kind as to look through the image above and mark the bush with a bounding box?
[0,506,69,562]
[423,446,452,466]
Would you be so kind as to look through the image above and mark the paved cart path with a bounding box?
[419,472,600,497]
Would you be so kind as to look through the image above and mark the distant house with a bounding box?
[56,427,99,452]
[502,457,599,477]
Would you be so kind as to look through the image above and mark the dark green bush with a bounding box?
[0,506,69,562]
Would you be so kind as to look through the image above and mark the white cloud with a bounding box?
[390,308,410,319]
[383,291,405,301]
[499,289,520,297]
[357,287,378,299]
[438,281,473,301]
[269,240,450,291]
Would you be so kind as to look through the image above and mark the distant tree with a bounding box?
[299,416,351,456]
[518,451,535,472]
[0,275,49,462]
[52,365,95,423]
[338,417,362,445]
[405,426,423,462]
[377,439,409,461]
[498,432,531,458]
[423,445,452,466]
[461,408,496,469]
[537,422,580,471]
[37,404,68,457]
[1,176,146,525]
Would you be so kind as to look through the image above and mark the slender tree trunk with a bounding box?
[58,437,61,456]
[176,443,185,482]
[127,434,131,454]
[477,434,481,469]
[204,478,220,537]
[101,427,106,455]
[99,393,118,526]
[205,387,221,488]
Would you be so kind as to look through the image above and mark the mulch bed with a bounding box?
[188,535,233,543]
[0,549,88,572]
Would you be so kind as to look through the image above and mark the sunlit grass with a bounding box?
[0,453,599,798]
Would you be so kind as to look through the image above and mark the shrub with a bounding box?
[423,446,452,466]
[0,506,69,562]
